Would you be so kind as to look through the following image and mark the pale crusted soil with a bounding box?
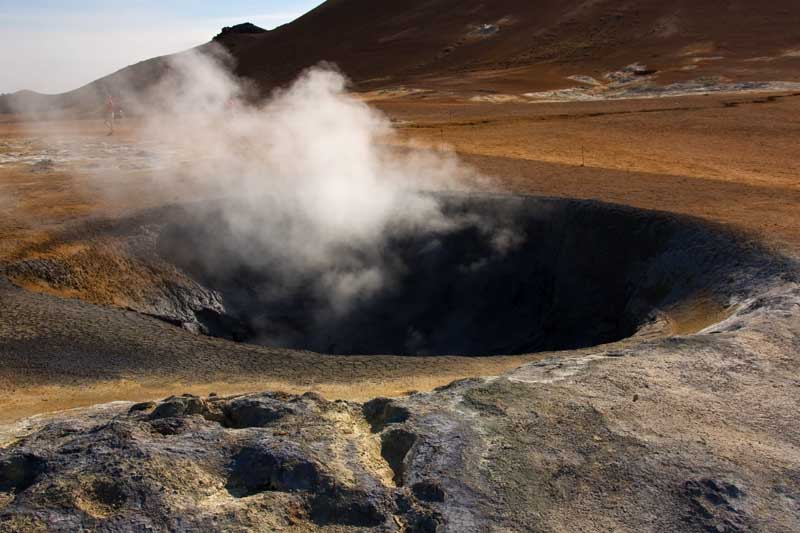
[1,274,799,531]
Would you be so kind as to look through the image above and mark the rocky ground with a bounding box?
[2,266,799,531]
[2,92,800,531]
[1,203,799,531]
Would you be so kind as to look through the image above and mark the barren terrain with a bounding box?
[1,88,799,421]
[1,1,800,526]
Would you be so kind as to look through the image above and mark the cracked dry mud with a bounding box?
[1,191,799,531]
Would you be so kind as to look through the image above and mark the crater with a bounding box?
[154,194,756,356]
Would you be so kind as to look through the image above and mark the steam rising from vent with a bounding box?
[133,47,513,317]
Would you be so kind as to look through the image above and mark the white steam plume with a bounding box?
[4,44,516,326]
[132,46,498,313]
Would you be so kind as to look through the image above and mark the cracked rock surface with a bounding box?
[1,196,799,531]
[2,268,799,532]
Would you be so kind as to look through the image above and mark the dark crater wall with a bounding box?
[155,194,763,356]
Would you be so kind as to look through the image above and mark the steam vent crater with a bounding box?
[156,193,751,356]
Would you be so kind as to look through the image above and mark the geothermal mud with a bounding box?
[153,194,765,356]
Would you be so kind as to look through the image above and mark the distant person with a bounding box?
[104,95,115,136]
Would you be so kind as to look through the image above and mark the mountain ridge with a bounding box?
[3,0,800,116]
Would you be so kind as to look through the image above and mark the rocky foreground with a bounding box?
[2,267,800,531]
[1,195,800,531]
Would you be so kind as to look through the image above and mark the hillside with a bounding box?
[0,52,177,118]
[227,0,800,93]
[3,0,800,116]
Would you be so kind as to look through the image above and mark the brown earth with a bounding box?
[381,91,800,251]
[228,0,800,93]
[4,0,800,116]
[1,4,799,529]
[1,88,798,421]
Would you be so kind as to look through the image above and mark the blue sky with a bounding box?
[0,1,322,93]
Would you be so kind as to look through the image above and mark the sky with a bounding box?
[0,0,322,94]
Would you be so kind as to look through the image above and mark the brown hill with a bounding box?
[225,0,800,94]
[3,0,800,116]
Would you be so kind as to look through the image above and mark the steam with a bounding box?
[129,46,506,316]
[7,44,519,331]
